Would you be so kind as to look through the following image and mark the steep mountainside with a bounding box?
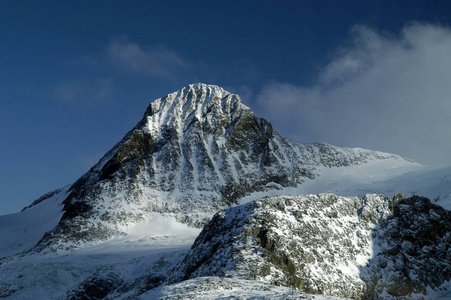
[33,83,410,251]
[171,194,451,299]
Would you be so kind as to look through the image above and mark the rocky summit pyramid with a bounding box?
[32,83,409,251]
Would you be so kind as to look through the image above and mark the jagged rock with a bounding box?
[170,194,451,299]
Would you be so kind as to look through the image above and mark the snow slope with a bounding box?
[0,187,67,258]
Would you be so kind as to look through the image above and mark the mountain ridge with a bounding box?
[28,83,415,251]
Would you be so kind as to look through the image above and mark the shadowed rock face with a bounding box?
[34,84,409,251]
[170,194,451,300]
[362,195,451,299]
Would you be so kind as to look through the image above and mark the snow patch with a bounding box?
[120,213,201,239]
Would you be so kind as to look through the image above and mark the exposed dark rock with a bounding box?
[67,269,124,300]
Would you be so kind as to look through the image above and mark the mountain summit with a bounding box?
[33,83,410,251]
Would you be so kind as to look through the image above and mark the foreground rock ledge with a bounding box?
[170,193,451,300]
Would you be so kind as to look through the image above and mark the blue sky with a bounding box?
[2,0,451,214]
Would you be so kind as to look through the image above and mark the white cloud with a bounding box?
[108,37,189,78]
[51,78,114,104]
[255,23,451,165]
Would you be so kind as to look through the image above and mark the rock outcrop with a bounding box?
[171,194,451,299]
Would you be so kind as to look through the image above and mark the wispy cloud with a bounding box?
[50,78,114,105]
[255,23,451,164]
[108,37,189,79]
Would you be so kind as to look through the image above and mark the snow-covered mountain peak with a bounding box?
[22,84,418,252]
[142,83,249,143]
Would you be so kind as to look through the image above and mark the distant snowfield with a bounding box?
[240,157,451,210]
[304,159,451,210]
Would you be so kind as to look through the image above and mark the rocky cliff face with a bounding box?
[171,194,451,299]
[34,83,410,251]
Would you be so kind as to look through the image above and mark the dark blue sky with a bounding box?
[2,0,451,214]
